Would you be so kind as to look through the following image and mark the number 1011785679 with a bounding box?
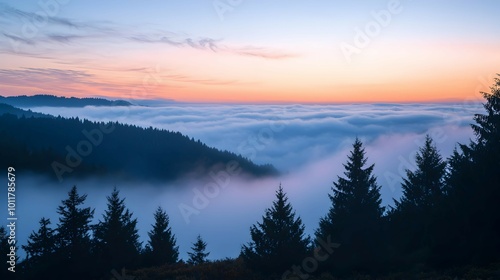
[8,167,15,216]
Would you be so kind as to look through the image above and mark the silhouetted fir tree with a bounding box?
[444,147,473,196]
[437,146,476,266]
[1,226,13,278]
[93,187,141,274]
[444,74,500,265]
[389,136,446,267]
[395,135,446,210]
[143,206,179,267]
[316,138,383,274]
[55,185,94,280]
[21,218,57,278]
[188,235,210,265]
[241,185,310,276]
[472,75,500,148]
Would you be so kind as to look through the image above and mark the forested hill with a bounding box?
[0,94,132,107]
[0,113,277,182]
[0,103,54,118]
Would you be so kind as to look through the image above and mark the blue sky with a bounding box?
[1,0,499,102]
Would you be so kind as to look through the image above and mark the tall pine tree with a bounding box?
[55,185,94,280]
[390,135,446,267]
[439,147,475,265]
[316,138,383,273]
[470,76,500,242]
[93,187,141,273]
[21,218,57,278]
[395,135,446,210]
[444,74,500,265]
[1,226,12,279]
[241,185,310,275]
[472,74,500,149]
[188,235,210,265]
[143,206,179,266]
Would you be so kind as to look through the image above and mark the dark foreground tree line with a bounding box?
[2,76,500,279]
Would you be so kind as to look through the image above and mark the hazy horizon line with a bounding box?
[1,93,483,106]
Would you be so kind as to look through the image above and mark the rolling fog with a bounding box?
[1,102,484,261]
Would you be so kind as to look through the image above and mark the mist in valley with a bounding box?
[2,102,483,262]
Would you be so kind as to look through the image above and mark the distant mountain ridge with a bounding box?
[0,94,133,107]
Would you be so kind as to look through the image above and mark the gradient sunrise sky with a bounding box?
[0,0,499,103]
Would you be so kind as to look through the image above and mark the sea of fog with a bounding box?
[1,103,484,261]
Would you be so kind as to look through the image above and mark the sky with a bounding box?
[7,102,484,260]
[0,0,499,102]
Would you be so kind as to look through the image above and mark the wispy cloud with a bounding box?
[46,34,88,44]
[129,35,219,51]
[0,3,297,60]
[129,34,297,60]
[0,67,140,96]
[2,33,36,45]
[0,67,242,97]
[0,3,82,28]
[0,68,91,84]
[230,46,299,60]
[160,73,238,86]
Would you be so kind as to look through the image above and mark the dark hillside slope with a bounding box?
[0,113,276,183]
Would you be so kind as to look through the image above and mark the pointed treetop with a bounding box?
[145,206,179,266]
[23,217,56,260]
[241,184,310,273]
[395,135,446,210]
[316,138,383,242]
[188,234,210,265]
[472,74,500,146]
